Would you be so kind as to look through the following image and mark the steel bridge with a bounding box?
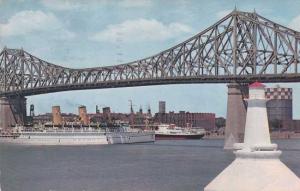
[1,10,300,97]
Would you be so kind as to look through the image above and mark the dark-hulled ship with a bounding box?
[155,124,205,140]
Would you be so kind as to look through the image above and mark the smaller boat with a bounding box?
[155,124,205,140]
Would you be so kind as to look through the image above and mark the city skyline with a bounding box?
[32,98,218,115]
[1,0,300,118]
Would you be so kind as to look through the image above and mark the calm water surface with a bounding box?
[0,139,299,191]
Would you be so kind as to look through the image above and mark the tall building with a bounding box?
[96,105,100,114]
[30,104,35,117]
[265,86,293,121]
[147,105,152,117]
[158,101,166,113]
[102,107,112,123]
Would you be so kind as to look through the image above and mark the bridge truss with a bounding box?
[1,10,300,97]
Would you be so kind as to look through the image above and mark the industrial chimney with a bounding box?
[52,106,63,126]
[78,105,89,125]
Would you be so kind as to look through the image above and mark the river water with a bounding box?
[0,139,299,191]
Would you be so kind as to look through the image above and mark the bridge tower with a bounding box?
[224,83,248,149]
[0,96,27,129]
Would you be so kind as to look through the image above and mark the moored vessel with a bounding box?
[0,126,155,145]
[155,124,205,140]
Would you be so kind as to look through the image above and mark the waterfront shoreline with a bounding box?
[204,132,300,140]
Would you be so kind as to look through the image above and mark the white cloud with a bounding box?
[288,15,300,32]
[41,0,151,10]
[216,10,232,19]
[90,18,192,43]
[41,0,84,11]
[0,10,75,39]
[118,0,152,8]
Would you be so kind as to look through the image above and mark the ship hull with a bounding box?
[107,132,155,144]
[155,133,205,140]
[0,136,108,145]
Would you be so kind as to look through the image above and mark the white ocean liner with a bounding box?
[0,127,155,145]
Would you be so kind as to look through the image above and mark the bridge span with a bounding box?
[1,10,300,148]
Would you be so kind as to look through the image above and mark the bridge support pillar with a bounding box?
[224,83,248,150]
[0,96,27,129]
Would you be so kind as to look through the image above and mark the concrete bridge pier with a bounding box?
[224,83,248,150]
[0,96,27,129]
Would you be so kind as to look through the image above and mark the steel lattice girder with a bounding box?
[0,10,300,97]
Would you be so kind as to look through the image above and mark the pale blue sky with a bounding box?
[1,0,300,118]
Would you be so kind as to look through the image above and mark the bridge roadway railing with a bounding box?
[1,74,300,97]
